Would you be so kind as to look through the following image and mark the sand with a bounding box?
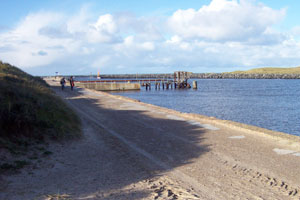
[0,78,299,200]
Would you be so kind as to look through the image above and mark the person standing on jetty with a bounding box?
[60,77,66,90]
[69,76,75,91]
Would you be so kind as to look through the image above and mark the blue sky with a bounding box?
[1,0,300,75]
[0,0,297,29]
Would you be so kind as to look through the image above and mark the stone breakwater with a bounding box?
[192,73,300,79]
[98,73,300,79]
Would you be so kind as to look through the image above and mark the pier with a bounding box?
[75,81,140,91]
[75,71,197,91]
[75,73,300,79]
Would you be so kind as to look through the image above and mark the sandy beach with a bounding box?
[1,79,300,200]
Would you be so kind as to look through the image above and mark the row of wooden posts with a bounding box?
[142,81,197,90]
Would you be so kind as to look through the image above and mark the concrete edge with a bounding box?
[80,87,300,150]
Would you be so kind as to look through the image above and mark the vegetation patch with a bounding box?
[230,66,300,74]
[0,61,81,171]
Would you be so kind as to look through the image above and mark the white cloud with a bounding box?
[93,14,117,34]
[1,1,300,75]
[87,14,120,43]
[67,5,91,34]
[141,42,155,51]
[0,11,77,68]
[166,35,182,44]
[167,0,286,42]
[14,12,63,38]
[91,55,111,68]
[291,26,300,38]
[115,36,155,52]
[115,13,164,42]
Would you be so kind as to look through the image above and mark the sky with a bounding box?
[1,0,300,75]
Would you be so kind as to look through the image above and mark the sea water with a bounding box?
[111,79,300,137]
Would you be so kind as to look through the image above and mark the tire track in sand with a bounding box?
[212,153,300,199]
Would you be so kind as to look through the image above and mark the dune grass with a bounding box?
[0,61,81,151]
[230,66,300,74]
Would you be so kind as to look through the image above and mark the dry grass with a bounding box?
[0,61,81,152]
[230,66,300,74]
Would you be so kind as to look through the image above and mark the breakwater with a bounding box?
[46,73,300,79]
[94,73,300,79]
[192,73,300,79]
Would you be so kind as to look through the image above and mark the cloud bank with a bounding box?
[168,0,286,42]
[0,0,299,75]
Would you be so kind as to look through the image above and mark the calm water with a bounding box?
[111,79,300,137]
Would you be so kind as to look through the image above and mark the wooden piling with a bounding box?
[193,81,197,89]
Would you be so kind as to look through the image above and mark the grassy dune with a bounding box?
[230,66,300,74]
[0,61,81,152]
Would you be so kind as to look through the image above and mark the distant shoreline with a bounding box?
[42,73,300,79]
